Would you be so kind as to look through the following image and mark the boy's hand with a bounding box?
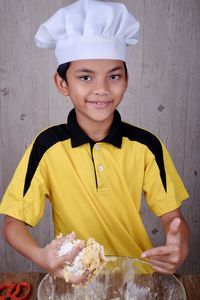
[38,232,86,283]
[141,217,188,274]
[3,217,89,284]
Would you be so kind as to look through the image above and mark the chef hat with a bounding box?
[35,0,139,65]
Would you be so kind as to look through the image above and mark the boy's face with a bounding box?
[55,59,128,127]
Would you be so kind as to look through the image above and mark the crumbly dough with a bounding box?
[57,236,106,284]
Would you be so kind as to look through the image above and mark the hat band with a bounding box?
[55,36,127,65]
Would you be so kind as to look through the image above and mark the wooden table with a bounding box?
[0,272,200,299]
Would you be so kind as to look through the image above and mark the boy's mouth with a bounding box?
[86,100,112,107]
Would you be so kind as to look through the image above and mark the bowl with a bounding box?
[37,256,187,299]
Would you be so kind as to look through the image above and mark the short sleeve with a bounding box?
[0,142,50,227]
[143,141,189,216]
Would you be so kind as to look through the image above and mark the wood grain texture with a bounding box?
[181,274,200,300]
[0,0,199,273]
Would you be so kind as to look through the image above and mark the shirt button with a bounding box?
[98,165,104,172]
[95,144,100,150]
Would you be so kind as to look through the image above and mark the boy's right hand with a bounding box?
[38,232,85,282]
[3,217,88,284]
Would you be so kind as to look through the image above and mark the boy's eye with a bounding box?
[109,74,120,80]
[80,75,92,81]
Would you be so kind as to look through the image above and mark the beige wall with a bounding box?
[0,0,199,273]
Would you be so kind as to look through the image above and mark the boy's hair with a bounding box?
[57,62,128,82]
[57,63,71,82]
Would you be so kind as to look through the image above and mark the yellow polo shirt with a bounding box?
[0,109,189,258]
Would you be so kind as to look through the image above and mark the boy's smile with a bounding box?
[55,59,128,141]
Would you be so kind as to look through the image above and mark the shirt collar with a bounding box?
[67,108,122,148]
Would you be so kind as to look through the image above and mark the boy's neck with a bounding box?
[76,113,114,142]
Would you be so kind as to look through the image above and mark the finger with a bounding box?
[45,241,62,259]
[63,231,76,242]
[48,244,81,269]
[49,235,72,251]
[150,257,173,269]
[141,245,175,259]
[166,218,181,246]
[150,256,179,274]
[169,218,181,235]
[151,263,174,274]
[69,270,91,285]
[57,231,76,245]
[52,268,65,279]
[148,255,170,263]
[147,253,181,274]
[56,243,84,267]
[63,244,83,264]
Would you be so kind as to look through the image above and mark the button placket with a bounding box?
[92,143,105,189]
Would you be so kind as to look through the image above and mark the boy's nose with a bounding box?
[93,78,109,96]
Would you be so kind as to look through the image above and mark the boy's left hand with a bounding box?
[141,217,189,274]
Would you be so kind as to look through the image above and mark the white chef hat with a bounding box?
[35,0,139,65]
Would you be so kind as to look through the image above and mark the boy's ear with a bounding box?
[54,73,69,96]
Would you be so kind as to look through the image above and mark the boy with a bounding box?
[0,0,189,284]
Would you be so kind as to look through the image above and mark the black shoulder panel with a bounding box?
[23,124,70,196]
[122,122,167,191]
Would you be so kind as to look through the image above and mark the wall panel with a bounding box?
[0,0,199,273]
